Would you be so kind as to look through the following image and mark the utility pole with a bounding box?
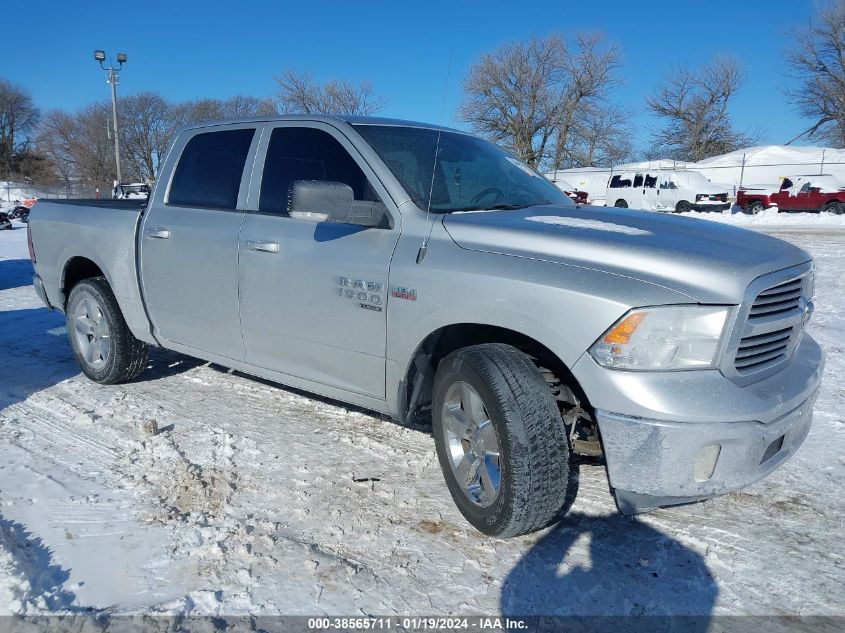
[93,50,127,187]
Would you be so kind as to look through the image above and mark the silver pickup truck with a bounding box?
[28,115,824,537]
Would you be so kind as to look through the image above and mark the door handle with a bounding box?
[246,240,280,253]
[145,227,171,239]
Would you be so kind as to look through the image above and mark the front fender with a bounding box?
[384,235,694,416]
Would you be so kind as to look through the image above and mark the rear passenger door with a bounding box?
[237,122,400,399]
[139,124,260,360]
[643,173,660,209]
[658,175,678,210]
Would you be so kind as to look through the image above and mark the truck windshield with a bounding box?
[353,124,573,213]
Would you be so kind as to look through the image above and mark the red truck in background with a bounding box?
[736,185,779,214]
[551,177,590,205]
[770,175,845,214]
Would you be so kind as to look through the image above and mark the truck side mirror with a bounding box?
[288,180,385,227]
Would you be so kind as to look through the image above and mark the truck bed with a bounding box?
[28,198,154,344]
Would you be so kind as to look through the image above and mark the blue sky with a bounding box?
[5,0,820,150]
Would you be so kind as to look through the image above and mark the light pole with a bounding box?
[94,50,127,187]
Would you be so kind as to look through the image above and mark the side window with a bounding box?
[168,128,255,209]
[260,127,380,214]
[644,174,657,188]
[610,175,631,188]
[633,173,644,188]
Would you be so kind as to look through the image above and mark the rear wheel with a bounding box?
[823,201,845,215]
[614,199,628,208]
[66,277,149,384]
[432,344,571,538]
[747,200,765,215]
[675,200,692,213]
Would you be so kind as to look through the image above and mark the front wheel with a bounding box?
[613,199,628,208]
[675,200,692,213]
[66,277,149,384]
[432,344,571,538]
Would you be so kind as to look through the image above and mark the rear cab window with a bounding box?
[168,128,256,209]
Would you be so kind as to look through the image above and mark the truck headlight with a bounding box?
[589,305,730,370]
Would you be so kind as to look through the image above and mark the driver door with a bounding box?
[795,182,814,211]
[237,123,400,398]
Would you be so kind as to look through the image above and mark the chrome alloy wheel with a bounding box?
[440,381,501,507]
[72,296,111,368]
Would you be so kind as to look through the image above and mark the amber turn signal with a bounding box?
[602,311,647,345]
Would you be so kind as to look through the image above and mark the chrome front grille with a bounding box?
[748,278,803,320]
[734,326,793,373]
[724,265,812,384]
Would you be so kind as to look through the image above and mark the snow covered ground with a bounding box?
[678,205,845,229]
[0,217,843,618]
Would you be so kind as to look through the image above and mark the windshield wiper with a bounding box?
[447,202,535,213]
[445,200,563,213]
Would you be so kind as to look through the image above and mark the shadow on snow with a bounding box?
[501,508,717,625]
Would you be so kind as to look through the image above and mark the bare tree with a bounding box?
[0,79,40,178]
[460,36,564,168]
[170,97,227,126]
[219,95,277,118]
[459,34,621,169]
[560,103,634,168]
[37,103,116,192]
[784,2,845,146]
[646,58,758,162]
[15,149,58,186]
[275,70,386,116]
[170,95,277,127]
[551,34,622,169]
[120,91,173,181]
[37,93,277,190]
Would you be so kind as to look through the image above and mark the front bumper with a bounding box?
[691,202,730,212]
[571,335,824,514]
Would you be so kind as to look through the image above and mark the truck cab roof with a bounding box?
[176,114,469,136]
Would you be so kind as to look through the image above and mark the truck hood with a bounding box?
[442,204,812,303]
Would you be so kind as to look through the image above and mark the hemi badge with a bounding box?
[391,286,417,301]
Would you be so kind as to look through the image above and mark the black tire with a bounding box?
[675,200,692,213]
[432,343,570,538]
[66,277,149,384]
[824,201,845,215]
[747,200,765,215]
[613,199,628,208]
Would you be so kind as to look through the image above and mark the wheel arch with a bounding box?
[397,322,589,424]
[61,256,109,308]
